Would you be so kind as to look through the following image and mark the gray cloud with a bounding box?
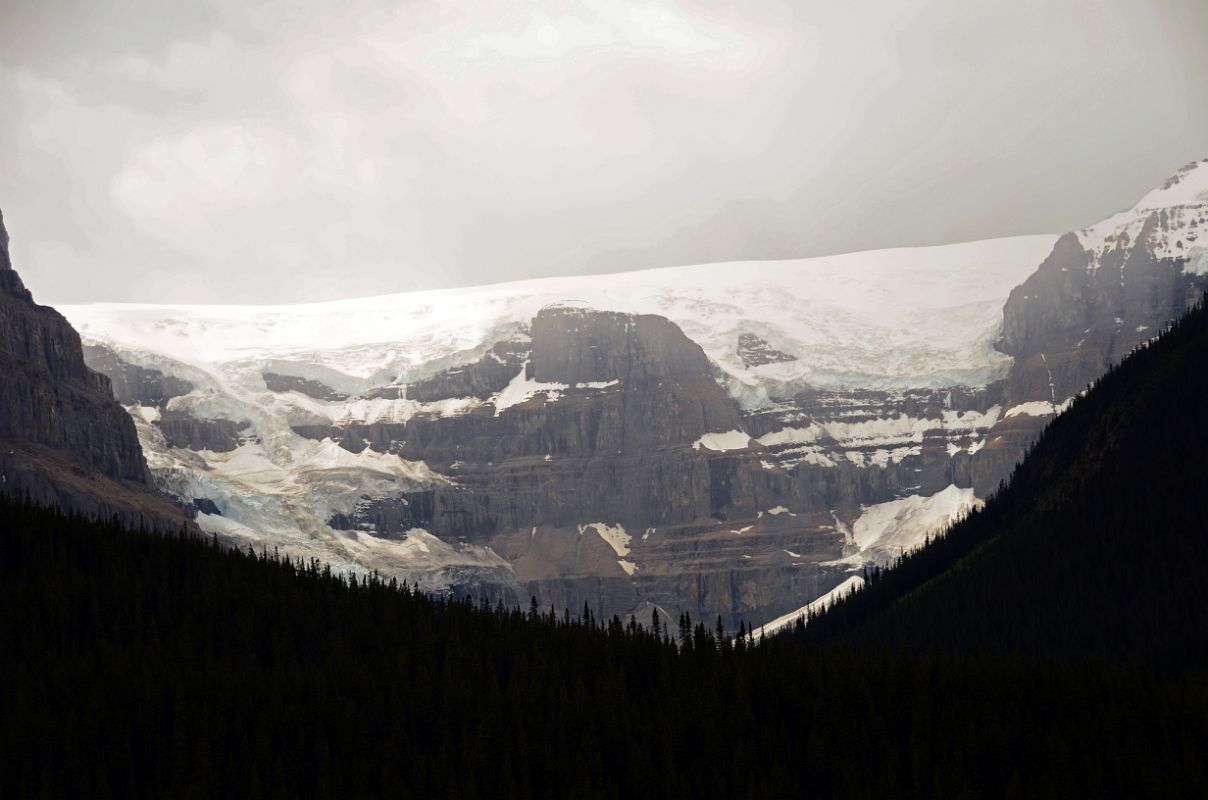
[2,0,1206,304]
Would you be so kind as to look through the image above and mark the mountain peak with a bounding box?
[0,207,32,302]
[0,207,11,271]
[1133,157,1208,212]
[1076,157,1208,259]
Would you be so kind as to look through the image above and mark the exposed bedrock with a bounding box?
[156,411,249,453]
[0,208,193,531]
[407,339,528,402]
[302,302,1046,624]
[405,379,741,463]
[529,306,715,383]
[77,350,251,454]
[736,332,796,368]
[83,343,195,407]
[967,414,1048,498]
[262,372,347,401]
[495,510,852,629]
[0,239,144,482]
[313,306,838,625]
[979,216,1208,488]
[373,448,789,540]
[1000,226,1208,405]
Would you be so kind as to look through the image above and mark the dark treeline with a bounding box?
[4,300,1208,797]
[800,295,1208,676]
[4,496,1206,798]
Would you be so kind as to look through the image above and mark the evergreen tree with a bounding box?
[678,612,692,645]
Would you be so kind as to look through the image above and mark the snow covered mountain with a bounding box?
[58,158,1208,627]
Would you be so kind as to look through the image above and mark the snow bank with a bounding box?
[852,484,981,555]
[693,430,753,452]
[759,408,1000,452]
[759,576,866,637]
[1004,398,1073,418]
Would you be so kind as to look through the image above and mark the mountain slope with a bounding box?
[803,293,1208,673]
[54,235,1058,622]
[0,209,192,531]
[999,159,1208,410]
[46,159,1208,627]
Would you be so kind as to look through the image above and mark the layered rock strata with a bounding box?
[0,209,193,531]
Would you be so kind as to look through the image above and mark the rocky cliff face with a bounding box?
[1001,219,1208,404]
[0,209,192,531]
[315,305,840,622]
[0,210,31,302]
[82,343,195,407]
[980,159,1208,483]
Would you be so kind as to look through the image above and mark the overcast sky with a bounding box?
[2,0,1207,304]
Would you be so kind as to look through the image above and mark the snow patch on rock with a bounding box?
[693,429,752,452]
[852,485,981,556]
[1187,250,1208,277]
[578,522,636,577]
[1004,398,1073,418]
[493,364,618,415]
[495,365,569,415]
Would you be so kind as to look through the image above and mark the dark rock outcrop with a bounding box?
[329,496,419,538]
[83,344,194,407]
[192,497,222,516]
[977,204,1208,484]
[157,411,248,452]
[0,209,193,531]
[737,333,796,367]
[363,386,406,400]
[0,210,8,270]
[262,372,347,401]
[305,306,832,626]
[0,209,31,301]
[407,340,527,402]
[1001,227,1208,406]
[530,306,711,384]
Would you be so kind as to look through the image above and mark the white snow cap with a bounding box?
[1133,159,1208,212]
[1078,159,1208,262]
[60,234,1057,398]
